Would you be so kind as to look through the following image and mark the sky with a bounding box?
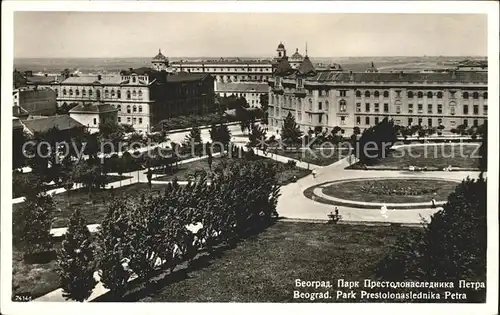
[14,12,487,58]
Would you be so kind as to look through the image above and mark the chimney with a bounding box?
[451,70,457,79]
[398,71,404,79]
[129,68,133,72]
[97,74,102,81]
[349,70,353,81]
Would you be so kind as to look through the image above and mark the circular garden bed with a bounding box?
[322,178,458,204]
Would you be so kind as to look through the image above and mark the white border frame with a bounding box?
[1,2,498,315]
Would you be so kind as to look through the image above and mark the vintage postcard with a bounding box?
[1,1,498,315]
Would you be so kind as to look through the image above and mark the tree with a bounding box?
[377,175,487,302]
[121,124,135,133]
[280,112,303,146]
[184,126,203,156]
[209,124,231,152]
[259,94,269,121]
[57,209,97,301]
[478,122,487,171]
[356,117,397,165]
[72,160,106,197]
[248,123,267,149]
[20,189,54,262]
[61,68,71,79]
[13,69,27,89]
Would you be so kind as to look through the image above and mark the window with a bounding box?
[139,118,143,124]
[365,117,370,125]
[308,99,312,110]
[473,92,479,99]
[356,90,361,98]
[450,107,456,115]
[69,89,73,96]
[408,103,413,113]
[297,78,304,89]
[132,90,137,97]
[365,103,370,112]
[450,120,456,126]
[138,90,143,98]
[437,104,443,114]
[93,118,97,125]
[339,100,347,112]
[117,90,121,98]
[104,90,109,98]
[374,103,380,113]
[318,102,322,111]
[437,91,443,98]
[383,91,389,98]
[133,117,137,125]
[463,119,468,127]
[463,105,469,115]
[76,89,80,96]
[417,91,423,98]
[418,118,423,125]
[111,90,115,97]
[127,105,131,114]
[438,118,442,125]
[427,104,433,114]
[483,92,488,99]
[133,105,137,113]
[339,90,346,97]
[117,105,121,111]
[96,90,100,99]
[356,117,361,125]
[325,100,329,111]
[483,105,488,115]
[82,89,86,96]
[427,91,433,99]
[374,91,380,98]
[408,118,413,125]
[396,106,401,114]
[63,89,67,96]
[473,119,478,127]
[428,118,433,127]
[473,105,479,115]
[139,105,143,113]
[319,114,323,124]
[365,91,371,97]
[375,117,379,124]
[340,116,346,125]
[132,76,136,83]
[407,91,414,98]
[383,103,389,113]
[356,103,361,113]
[127,91,131,100]
[418,104,423,113]
[118,117,121,123]
[463,92,469,99]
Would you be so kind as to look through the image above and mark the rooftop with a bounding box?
[166,72,212,83]
[69,102,118,114]
[172,58,273,65]
[217,82,269,93]
[152,49,168,61]
[22,115,85,134]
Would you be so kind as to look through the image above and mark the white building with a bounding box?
[217,82,269,108]
[69,102,118,133]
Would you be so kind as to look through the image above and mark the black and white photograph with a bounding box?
[1,1,498,315]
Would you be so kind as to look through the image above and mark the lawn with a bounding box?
[351,144,481,170]
[322,178,458,203]
[268,146,351,166]
[12,183,166,230]
[128,222,413,302]
[154,156,311,186]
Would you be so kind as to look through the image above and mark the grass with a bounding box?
[322,178,458,203]
[133,222,413,302]
[154,156,311,186]
[267,146,350,166]
[12,183,167,230]
[12,245,61,300]
[351,144,480,170]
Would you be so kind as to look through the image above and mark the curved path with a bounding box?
[276,154,481,224]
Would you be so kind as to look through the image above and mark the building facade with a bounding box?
[268,60,488,135]
[25,52,215,132]
[69,102,119,133]
[13,87,57,116]
[216,82,269,108]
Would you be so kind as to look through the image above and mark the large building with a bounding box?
[170,42,295,86]
[13,86,57,116]
[268,56,488,135]
[25,52,215,132]
[216,82,269,108]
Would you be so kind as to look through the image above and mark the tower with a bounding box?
[276,42,287,60]
[151,49,169,71]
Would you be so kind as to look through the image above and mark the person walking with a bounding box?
[312,169,317,179]
[146,167,153,189]
[431,197,436,208]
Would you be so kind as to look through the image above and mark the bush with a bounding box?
[286,160,297,168]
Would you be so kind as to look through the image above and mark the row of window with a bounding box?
[354,102,487,115]
[59,88,144,100]
[355,116,481,128]
[117,116,144,125]
[355,90,487,99]
[184,67,271,73]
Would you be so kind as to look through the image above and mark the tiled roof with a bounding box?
[275,58,294,76]
[152,49,168,61]
[26,75,60,84]
[292,71,488,84]
[120,67,157,76]
[13,106,29,118]
[298,56,316,76]
[69,102,118,114]
[22,115,84,134]
[166,72,211,83]
[290,49,304,61]
[172,59,273,65]
[217,82,269,93]
[61,76,123,85]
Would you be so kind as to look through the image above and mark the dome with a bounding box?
[152,49,168,61]
[290,48,304,61]
[277,42,285,49]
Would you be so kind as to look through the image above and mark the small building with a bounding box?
[22,114,85,138]
[217,82,269,108]
[13,86,57,116]
[69,102,119,133]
